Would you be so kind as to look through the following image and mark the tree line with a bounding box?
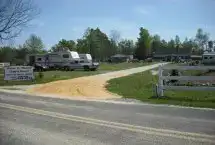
[0,27,214,64]
[0,0,215,65]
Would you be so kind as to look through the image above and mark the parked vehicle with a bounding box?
[26,50,99,71]
[202,52,215,65]
[63,61,99,71]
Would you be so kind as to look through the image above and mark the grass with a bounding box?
[0,62,152,86]
[0,70,101,86]
[106,70,215,108]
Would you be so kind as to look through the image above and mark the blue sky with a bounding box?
[15,0,215,48]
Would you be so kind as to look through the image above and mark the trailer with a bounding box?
[26,51,99,71]
[202,52,215,65]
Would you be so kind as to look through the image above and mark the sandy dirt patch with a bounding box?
[27,76,119,99]
[27,63,166,99]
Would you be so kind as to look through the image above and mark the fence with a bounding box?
[157,65,215,96]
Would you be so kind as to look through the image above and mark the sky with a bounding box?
[14,0,215,49]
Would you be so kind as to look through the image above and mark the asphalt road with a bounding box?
[0,92,215,145]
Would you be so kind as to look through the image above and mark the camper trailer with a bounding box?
[202,52,215,65]
[26,51,99,71]
[79,54,93,63]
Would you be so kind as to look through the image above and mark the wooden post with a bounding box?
[158,65,164,97]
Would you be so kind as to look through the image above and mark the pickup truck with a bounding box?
[63,61,99,71]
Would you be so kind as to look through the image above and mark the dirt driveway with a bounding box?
[27,63,166,99]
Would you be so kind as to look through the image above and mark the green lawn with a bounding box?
[0,70,101,86]
[106,71,215,108]
[0,62,151,86]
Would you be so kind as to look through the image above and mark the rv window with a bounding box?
[204,56,208,59]
[75,61,79,64]
[63,54,69,58]
[210,56,213,59]
[37,58,42,61]
[80,60,84,63]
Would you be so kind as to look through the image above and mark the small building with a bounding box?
[153,54,191,61]
[110,54,133,63]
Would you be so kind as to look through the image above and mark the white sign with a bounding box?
[4,66,34,81]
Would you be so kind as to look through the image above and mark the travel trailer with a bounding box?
[202,52,215,65]
[26,51,99,71]
[79,54,93,63]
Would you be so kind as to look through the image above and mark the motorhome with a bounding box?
[26,51,99,71]
[202,52,215,65]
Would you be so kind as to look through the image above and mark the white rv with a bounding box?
[79,54,93,63]
[202,52,215,65]
[26,51,99,71]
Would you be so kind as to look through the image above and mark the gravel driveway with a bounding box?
[26,63,167,100]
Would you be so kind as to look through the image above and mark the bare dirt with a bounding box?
[27,63,165,99]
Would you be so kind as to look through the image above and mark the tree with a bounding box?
[175,35,180,54]
[0,0,38,42]
[195,28,209,50]
[0,46,16,63]
[135,27,151,59]
[23,34,45,53]
[76,38,88,53]
[167,39,175,49]
[51,39,76,52]
[181,38,193,54]
[118,39,135,55]
[109,30,120,44]
[151,34,161,54]
[76,27,112,61]
[109,30,121,54]
[208,41,213,51]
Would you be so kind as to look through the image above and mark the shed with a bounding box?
[110,54,133,63]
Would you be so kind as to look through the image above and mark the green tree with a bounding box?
[195,28,209,50]
[51,39,76,52]
[135,27,151,59]
[167,39,175,49]
[181,38,193,54]
[208,41,213,51]
[23,34,45,53]
[76,38,89,53]
[0,46,16,63]
[109,30,120,54]
[76,27,112,61]
[175,35,180,54]
[109,30,121,44]
[118,39,135,55]
[151,34,161,54]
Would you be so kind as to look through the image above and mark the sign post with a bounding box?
[4,66,34,81]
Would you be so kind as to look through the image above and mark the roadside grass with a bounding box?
[0,62,153,86]
[106,70,215,108]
